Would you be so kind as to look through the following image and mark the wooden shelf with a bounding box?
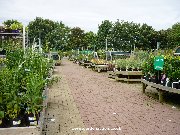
[142,79,180,102]
[141,79,180,94]
[115,77,141,82]
[115,71,143,75]
[94,64,109,73]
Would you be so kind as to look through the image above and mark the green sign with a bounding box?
[154,56,164,70]
[80,50,93,55]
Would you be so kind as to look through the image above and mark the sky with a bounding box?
[0,0,180,32]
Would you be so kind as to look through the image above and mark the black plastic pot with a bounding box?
[133,68,138,71]
[10,117,22,127]
[161,79,166,86]
[127,68,132,71]
[151,77,156,83]
[172,82,179,89]
[121,68,126,71]
[0,117,11,128]
[144,75,150,81]
[26,113,39,126]
[167,81,172,88]
[178,82,180,89]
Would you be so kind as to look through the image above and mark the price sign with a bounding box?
[154,56,164,70]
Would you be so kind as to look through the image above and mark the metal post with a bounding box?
[39,38,42,53]
[26,29,28,47]
[106,38,108,61]
[105,38,107,51]
[157,42,160,50]
[23,26,25,53]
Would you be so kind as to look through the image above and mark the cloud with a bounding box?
[0,0,180,32]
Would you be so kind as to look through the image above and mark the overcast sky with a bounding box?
[0,0,180,32]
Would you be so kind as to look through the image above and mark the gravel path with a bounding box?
[58,59,180,135]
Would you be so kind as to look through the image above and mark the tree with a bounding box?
[97,20,113,50]
[84,31,97,50]
[28,17,57,47]
[138,23,157,50]
[167,22,180,48]
[157,29,169,49]
[45,22,70,51]
[111,20,141,51]
[67,27,86,50]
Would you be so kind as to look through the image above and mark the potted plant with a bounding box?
[171,70,180,89]
[126,59,133,71]
[10,22,23,33]
[24,73,45,126]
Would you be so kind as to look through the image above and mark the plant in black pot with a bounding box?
[0,111,4,127]
[126,59,134,71]
[24,73,45,126]
[160,73,167,86]
[5,88,23,127]
[10,22,23,33]
[171,70,180,89]
[150,73,157,83]
[163,58,173,88]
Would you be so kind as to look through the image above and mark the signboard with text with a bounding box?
[154,56,164,70]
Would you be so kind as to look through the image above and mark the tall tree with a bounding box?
[28,17,57,46]
[45,22,70,51]
[84,31,97,50]
[138,23,157,50]
[111,20,141,51]
[97,20,113,50]
[157,29,169,49]
[168,22,180,48]
[68,27,86,50]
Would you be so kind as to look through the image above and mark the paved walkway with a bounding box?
[42,66,87,135]
[44,59,180,135]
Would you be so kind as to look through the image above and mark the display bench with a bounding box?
[94,65,109,73]
[107,71,116,79]
[83,62,92,68]
[141,79,180,102]
[115,71,143,83]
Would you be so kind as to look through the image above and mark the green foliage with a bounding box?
[97,20,113,50]
[3,20,21,29]
[97,49,106,59]
[45,22,70,50]
[0,111,4,118]
[116,59,127,69]
[28,17,59,47]
[10,22,23,30]
[68,27,86,50]
[142,51,180,81]
[96,20,164,51]
[84,31,97,50]
[76,54,86,61]
[5,48,24,69]
[116,51,149,70]
[0,48,52,118]
[167,23,180,48]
